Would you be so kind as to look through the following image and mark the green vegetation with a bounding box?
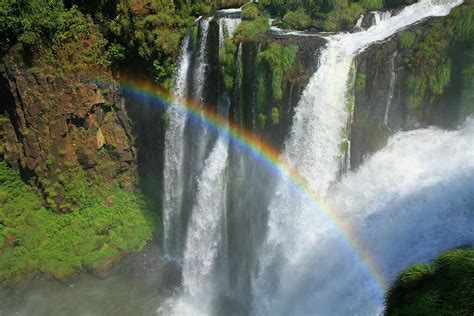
[282,8,312,30]
[386,248,474,315]
[360,0,383,11]
[235,4,270,41]
[0,1,109,73]
[402,2,474,120]
[241,2,262,20]
[398,31,416,49]
[0,0,213,87]
[322,1,364,32]
[271,107,280,125]
[260,0,398,32]
[355,73,366,92]
[219,38,238,91]
[0,161,156,284]
[258,113,267,129]
[259,43,298,100]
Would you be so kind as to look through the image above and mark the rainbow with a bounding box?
[121,77,387,297]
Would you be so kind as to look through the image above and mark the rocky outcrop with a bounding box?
[350,14,473,170]
[234,33,326,149]
[0,58,136,210]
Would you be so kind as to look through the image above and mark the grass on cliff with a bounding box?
[385,248,474,315]
[0,161,157,284]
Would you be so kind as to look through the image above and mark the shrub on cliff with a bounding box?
[322,1,364,31]
[0,161,157,284]
[403,3,474,120]
[259,43,298,100]
[385,248,474,315]
[282,8,312,30]
[219,38,238,91]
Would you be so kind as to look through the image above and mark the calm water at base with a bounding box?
[0,244,179,316]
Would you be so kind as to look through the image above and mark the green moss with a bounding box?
[235,17,270,40]
[355,74,366,92]
[219,38,238,91]
[403,3,474,121]
[398,32,416,49]
[459,52,474,119]
[255,58,267,114]
[257,113,267,129]
[259,43,298,100]
[386,248,474,315]
[271,107,280,125]
[0,161,157,284]
[282,8,312,30]
[235,4,269,40]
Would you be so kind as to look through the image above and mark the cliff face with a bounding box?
[0,58,136,210]
[351,10,474,170]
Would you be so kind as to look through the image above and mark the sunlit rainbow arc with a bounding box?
[121,77,387,296]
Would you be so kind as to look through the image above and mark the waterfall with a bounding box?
[161,1,466,315]
[163,34,192,260]
[327,118,474,314]
[374,11,393,25]
[253,0,463,314]
[384,52,397,126]
[219,16,241,49]
[193,18,211,103]
[174,137,229,315]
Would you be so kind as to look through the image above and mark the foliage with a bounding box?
[241,3,262,20]
[259,43,298,100]
[459,51,474,119]
[398,32,416,49]
[219,38,238,91]
[403,3,474,120]
[360,0,383,11]
[235,5,270,41]
[107,42,126,66]
[0,1,109,73]
[258,113,267,129]
[0,0,215,86]
[271,107,280,125]
[235,17,270,40]
[282,8,312,30]
[385,248,474,315]
[355,74,366,92]
[322,2,364,32]
[255,65,267,113]
[0,161,157,284]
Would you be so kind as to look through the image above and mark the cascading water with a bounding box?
[163,34,192,260]
[193,18,211,103]
[384,52,397,126]
[161,1,468,315]
[253,0,463,314]
[172,137,230,315]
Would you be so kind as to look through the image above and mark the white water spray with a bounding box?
[163,35,192,259]
[194,18,211,103]
[171,137,229,315]
[254,0,463,314]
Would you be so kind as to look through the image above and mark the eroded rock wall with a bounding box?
[0,59,136,210]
